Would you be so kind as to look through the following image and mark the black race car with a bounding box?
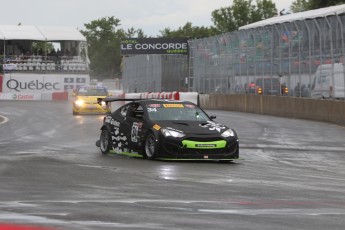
[95,98,239,161]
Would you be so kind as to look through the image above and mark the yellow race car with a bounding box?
[73,85,111,115]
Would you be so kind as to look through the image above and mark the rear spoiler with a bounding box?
[97,98,144,106]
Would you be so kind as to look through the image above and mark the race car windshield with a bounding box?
[77,88,107,96]
[147,104,210,121]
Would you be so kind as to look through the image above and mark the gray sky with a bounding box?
[0,0,293,36]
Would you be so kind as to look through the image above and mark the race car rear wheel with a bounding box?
[144,133,157,159]
[100,128,112,154]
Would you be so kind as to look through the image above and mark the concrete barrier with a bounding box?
[199,94,345,126]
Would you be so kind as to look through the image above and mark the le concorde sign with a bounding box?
[121,38,188,55]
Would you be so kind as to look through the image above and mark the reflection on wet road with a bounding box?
[1,100,345,230]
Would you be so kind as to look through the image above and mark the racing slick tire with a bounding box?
[144,132,158,159]
[100,128,112,154]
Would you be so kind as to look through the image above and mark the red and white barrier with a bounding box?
[0,88,199,105]
[125,91,198,104]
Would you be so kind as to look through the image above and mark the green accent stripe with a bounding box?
[109,150,143,158]
[182,140,227,149]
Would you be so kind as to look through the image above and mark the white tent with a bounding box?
[0,25,86,41]
[239,4,345,30]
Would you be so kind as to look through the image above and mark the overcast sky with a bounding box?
[0,0,294,36]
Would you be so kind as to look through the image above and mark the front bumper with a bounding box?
[158,136,239,160]
[73,104,110,114]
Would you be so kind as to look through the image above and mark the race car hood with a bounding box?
[155,120,229,135]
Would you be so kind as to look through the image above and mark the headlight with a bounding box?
[221,129,235,138]
[101,101,106,108]
[75,100,84,106]
[161,128,185,138]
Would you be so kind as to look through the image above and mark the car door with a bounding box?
[119,102,146,152]
[108,104,130,152]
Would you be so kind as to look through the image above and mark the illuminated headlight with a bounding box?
[161,128,185,138]
[221,129,235,138]
[75,100,84,107]
[101,101,106,108]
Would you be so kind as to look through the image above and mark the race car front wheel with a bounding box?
[100,128,112,154]
[144,133,157,159]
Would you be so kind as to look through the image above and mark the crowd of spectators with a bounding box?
[0,48,88,73]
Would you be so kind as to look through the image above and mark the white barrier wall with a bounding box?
[179,92,199,104]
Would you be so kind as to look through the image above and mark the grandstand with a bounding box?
[0,25,89,74]
[0,25,91,97]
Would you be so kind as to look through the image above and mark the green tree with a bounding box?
[291,0,345,12]
[291,0,310,12]
[309,0,345,9]
[159,22,217,39]
[80,16,145,79]
[212,0,277,33]
[32,41,54,55]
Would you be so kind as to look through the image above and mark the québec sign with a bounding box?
[2,74,90,93]
[6,79,60,92]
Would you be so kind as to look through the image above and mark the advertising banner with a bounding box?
[2,73,90,93]
[0,93,41,100]
[121,38,188,55]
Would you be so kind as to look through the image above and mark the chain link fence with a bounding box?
[122,54,188,93]
[188,13,345,100]
[122,11,345,100]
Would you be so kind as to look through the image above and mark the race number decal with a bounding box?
[147,108,157,112]
[131,122,140,142]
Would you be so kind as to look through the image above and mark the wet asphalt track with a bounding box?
[0,100,345,230]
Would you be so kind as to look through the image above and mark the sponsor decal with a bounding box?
[199,121,227,132]
[163,104,184,108]
[196,143,217,148]
[182,140,227,149]
[105,116,120,127]
[149,104,161,108]
[185,104,195,108]
[131,123,140,142]
[153,124,161,130]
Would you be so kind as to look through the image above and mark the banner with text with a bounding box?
[121,38,189,55]
[2,73,90,93]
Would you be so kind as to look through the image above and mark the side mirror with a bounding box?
[210,115,216,120]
